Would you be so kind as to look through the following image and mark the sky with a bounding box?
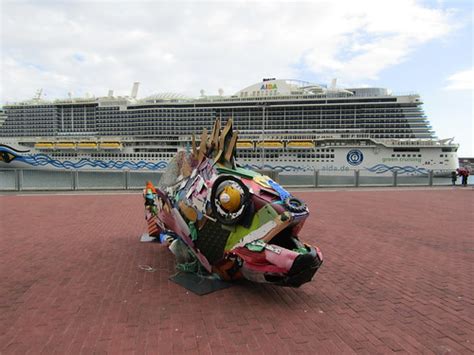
[1,0,472,156]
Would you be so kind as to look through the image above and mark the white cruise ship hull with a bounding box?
[0,140,458,176]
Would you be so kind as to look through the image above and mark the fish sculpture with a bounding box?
[143,119,323,287]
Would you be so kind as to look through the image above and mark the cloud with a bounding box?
[0,0,458,102]
[444,68,474,91]
[73,53,85,63]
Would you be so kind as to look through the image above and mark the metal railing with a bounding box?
[0,169,162,191]
[277,170,441,188]
[0,168,463,192]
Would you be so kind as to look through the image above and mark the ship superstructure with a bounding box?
[0,79,458,175]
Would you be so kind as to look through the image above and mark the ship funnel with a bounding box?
[108,89,114,97]
[131,82,140,98]
[331,78,337,89]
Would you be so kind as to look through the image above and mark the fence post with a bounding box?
[71,170,76,190]
[125,170,130,190]
[314,170,319,188]
[15,169,20,191]
[18,169,23,191]
[354,170,360,187]
[74,170,79,190]
[392,170,398,187]
[428,170,433,186]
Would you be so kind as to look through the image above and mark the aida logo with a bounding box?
[346,149,364,166]
[260,83,278,90]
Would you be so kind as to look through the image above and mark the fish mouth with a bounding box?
[233,226,323,287]
[265,228,323,287]
[271,245,322,287]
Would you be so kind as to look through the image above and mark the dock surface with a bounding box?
[0,188,473,354]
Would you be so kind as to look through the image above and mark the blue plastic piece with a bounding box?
[160,232,171,244]
[268,179,291,201]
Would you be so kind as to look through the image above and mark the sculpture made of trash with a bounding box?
[143,119,322,287]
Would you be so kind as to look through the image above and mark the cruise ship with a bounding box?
[0,79,459,175]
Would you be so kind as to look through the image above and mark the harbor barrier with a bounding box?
[0,168,462,191]
[0,169,162,191]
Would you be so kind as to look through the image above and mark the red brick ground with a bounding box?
[0,188,473,354]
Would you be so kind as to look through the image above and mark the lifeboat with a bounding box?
[99,141,122,150]
[34,142,54,149]
[286,141,315,149]
[55,141,76,149]
[236,140,254,149]
[256,140,284,149]
[77,141,97,149]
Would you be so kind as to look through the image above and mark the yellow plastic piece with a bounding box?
[253,175,272,188]
[219,185,241,212]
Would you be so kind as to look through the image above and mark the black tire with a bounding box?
[283,196,307,213]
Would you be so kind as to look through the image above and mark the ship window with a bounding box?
[418,154,421,157]
[439,154,443,157]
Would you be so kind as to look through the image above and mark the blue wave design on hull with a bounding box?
[366,164,428,175]
[14,153,167,170]
[243,164,309,172]
[0,144,30,153]
[245,163,429,175]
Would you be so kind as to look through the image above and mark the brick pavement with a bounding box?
[0,188,472,354]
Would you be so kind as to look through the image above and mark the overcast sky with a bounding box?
[1,0,472,156]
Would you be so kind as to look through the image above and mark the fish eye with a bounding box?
[211,175,250,225]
